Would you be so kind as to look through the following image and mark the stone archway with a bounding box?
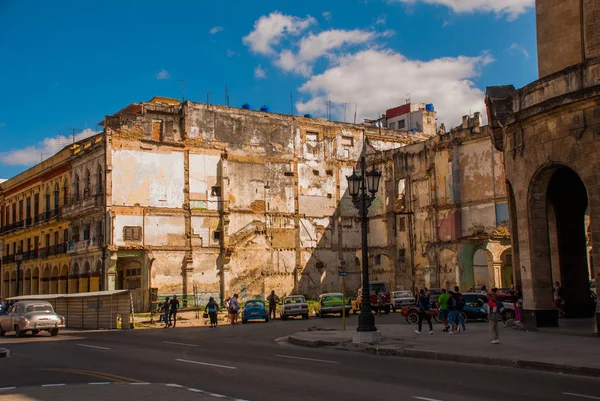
[50,266,59,294]
[70,263,80,294]
[500,248,513,289]
[59,265,68,294]
[473,248,493,290]
[529,164,594,320]
[41,266,50,294]
[23,268,32,295]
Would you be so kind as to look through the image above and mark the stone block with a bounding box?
[352,330,382,344]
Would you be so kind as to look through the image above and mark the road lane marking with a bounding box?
[42,368,142,383]
[89,382,111,385]
[129,383,150,385]
[166,384,184,388]
[175,358,237,370]
[413,397,444,401]
[563,393,600,400]
[0,387,16,391]
[275,354,340,364]
[209,394,226,398]
[41,384,66,387]
[77,344,110,350]
[163,341,199,347]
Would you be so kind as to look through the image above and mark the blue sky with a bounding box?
[0,0,537,179]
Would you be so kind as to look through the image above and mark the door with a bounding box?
[8,304,19,330]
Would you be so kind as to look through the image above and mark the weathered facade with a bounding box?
[486,0,600,333]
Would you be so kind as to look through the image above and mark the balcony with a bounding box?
[1,255,15,264]
[67,238,100,254]
[34,209,60,224]
[63,193,104,219]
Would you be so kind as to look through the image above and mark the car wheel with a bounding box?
[461,312,468,323]
[384,306,391,314]
[265,317,269,323]
[32,330,40,336]
[0,328,5,337]
[433,315,442,324]
[319,312,325,318]
[407,312,419,325]
[14,326,23,338]
[242,319,247,324]
[302,314,309,320]
[50,329,59,336]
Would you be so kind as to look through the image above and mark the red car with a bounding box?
[352,280,392,314]
[400,305,442,325]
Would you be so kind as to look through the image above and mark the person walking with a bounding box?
[487,292,502,344]
[514,287,523,324]
[205,296,219,328]
[415,289,433,335]
[229,294,240,325]
[169,295,180,328]
[453,286,467,333]
[437,288,450,332]
[162,297,171,328]
[266,290,279,320]
[447,290,457,333]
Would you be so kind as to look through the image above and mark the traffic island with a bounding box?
[285,324,600,378]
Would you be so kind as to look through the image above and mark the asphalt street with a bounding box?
[1,313,599,401]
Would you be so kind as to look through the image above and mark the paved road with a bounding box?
[1,314,599,401]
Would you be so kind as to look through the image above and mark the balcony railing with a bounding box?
[63,193,104,217]
[67,238,100,254]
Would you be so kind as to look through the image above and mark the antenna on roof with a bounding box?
[326,100,333,121]
[406,93,411,104]
[354,104,357,124]
[72,128,76,144]
[207,92,212,105]
[290,92,294,116]
[341,103,349,123]
[224,84,231,107]
[178,80,185,102]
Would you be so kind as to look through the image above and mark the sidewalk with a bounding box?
[287,323,600,377]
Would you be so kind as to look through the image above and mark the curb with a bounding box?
[0,348,11,358]
[287,335,600,378]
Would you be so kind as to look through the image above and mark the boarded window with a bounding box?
[306,132,319,143]
[152,120,163,141]
[398,216,406,232]
[123,226,142,241]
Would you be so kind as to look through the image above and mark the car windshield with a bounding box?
[394,291,412,297]
[369,283,387,293]
[284,297,305,304]
[25,304,54,313]
[322,295,342,302]
[245,301,263,307]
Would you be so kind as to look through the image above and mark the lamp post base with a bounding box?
[353,330,382,344]
[357,311,377,332]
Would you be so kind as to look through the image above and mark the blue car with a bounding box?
[241,299,269,323]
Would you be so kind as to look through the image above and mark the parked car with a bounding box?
[241,299,269,323]
[317,293,351,318]
[391,290,415,311]
[0,300,65,337]
[400,305,441,325]
[461,293,489,322]
[351,280,392,314]
[280,295,309,320]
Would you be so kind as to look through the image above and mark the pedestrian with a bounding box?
[266,290,279,320]
[453,286,467,333]
[487,292,502,344]
[376,292,384,316]
[554,281,565,318]
[514,287,523,324]
[447,290,457,333]
[415,289,433,335]
[229,293,240,325]
[491,288,508,327]
[224,296,231,322]
[169,295,180,328]
[480,285,488,295]
[437,288,450,332]
[162,297,171,328]
[205,296,219,328]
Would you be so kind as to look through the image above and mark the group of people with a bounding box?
[415,286,468,335]
[161,295,180,328]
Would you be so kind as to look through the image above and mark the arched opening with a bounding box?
[63,179,69,205]
[500,248,513,289]
[80,261,91,293]
[473,248,493,290]
[41,266,50,294]
[69,263,80,294]
[74,174,80,201]
[50,265,59,294]
[529,165,594,322]
[90,260,103,292]
[23,268,32,295]
[31,267,39,295]
[439,249,458,290]
[85,169,91,198]
[97,164,103,194]
[54,183,59,210]
[59,265,68,294]
[44,186,51,212]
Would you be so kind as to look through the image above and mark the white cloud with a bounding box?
[254,65,267,79]
[295,49,493,127]
[0,129,100,166]
[154,69,171,80]
[376,14,387,25]
[509,43,529,58]
[226,49,241,57]
[275,29,378,77]
[210,26,224,35]
[322,11,332,22]
[242,12,316,55]
[391,0,534,20]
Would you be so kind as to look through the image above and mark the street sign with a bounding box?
[339,271,348,277]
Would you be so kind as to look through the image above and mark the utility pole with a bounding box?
[341,103,349,123]
[206,92,212,105]
[178,80,185,102]
[224,84,230,107]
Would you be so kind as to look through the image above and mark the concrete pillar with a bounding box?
[107,254,117,291]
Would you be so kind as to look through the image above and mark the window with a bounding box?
[26,238,31,252]
[123,226,142,241]
[495,203,509,227]
[34,194,39,216]
[54,184,59,209]
[212,230,221,241]
[11,203,16,223]
[398,249,406,263]
[85,170,91,197]
[210,186,221,197]
[54,232,59,247]
[398,120,406,129]
[83,224,90,241]
[152,120,163,141]
[18,200,23,221]
[63,180,69,204]
[97,166,103,194]
[45,190,51,212]
[375,255,382,265]
[306,132,319,143]
[313,169,319,176]
[341,136,354,147]
[326,169,333,176]
[45,234,50,248]
[74,174,80,200]
[26,197,31,219]
[398,217,406,232]
[63,229,69,244]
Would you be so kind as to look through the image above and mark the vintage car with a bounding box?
[0,300,65,337]
[280,295,309,320]
[241,299,269,323]
[391,290,415,311]
[351,280,392,314]
[400,305,441,324]
[317,293,352,318]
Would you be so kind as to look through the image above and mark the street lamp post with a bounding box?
[15,247,23,297]
[346,155,382,333]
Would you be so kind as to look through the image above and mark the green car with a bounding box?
[318,293,352,318]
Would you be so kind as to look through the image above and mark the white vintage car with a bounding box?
[280,295,309,320]
[0,301,65,337]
